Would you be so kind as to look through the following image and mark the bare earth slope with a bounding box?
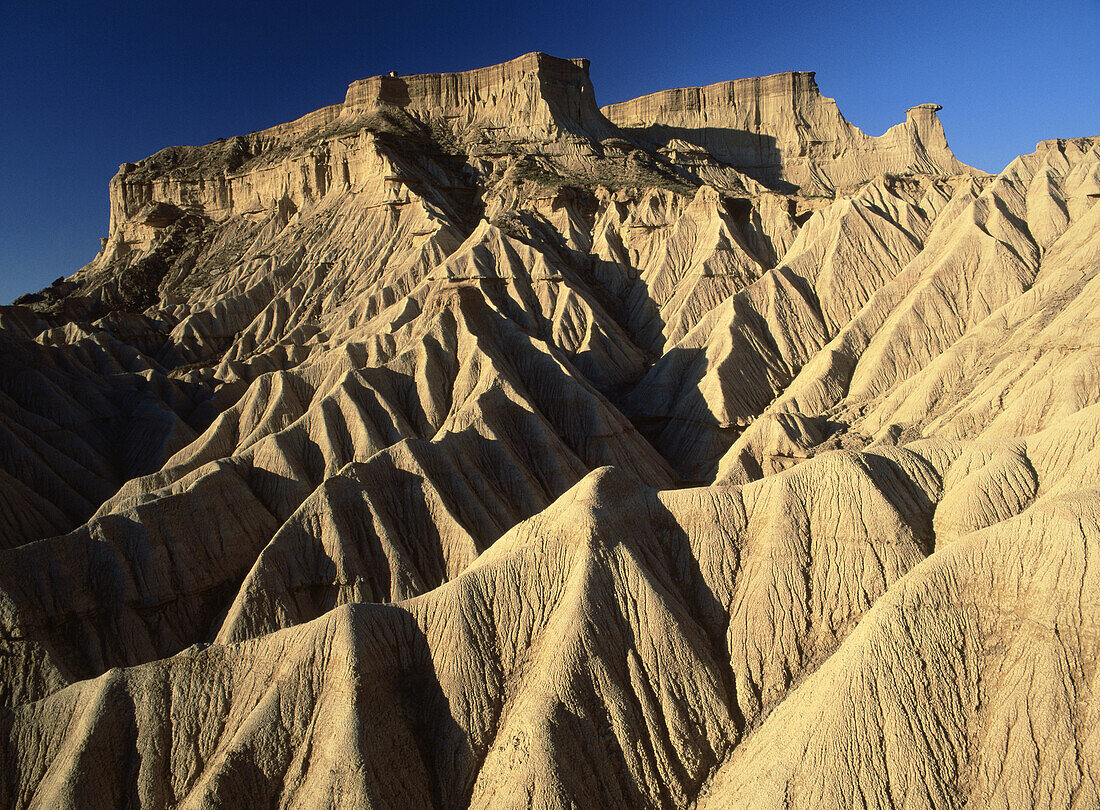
[1,53,1098,809]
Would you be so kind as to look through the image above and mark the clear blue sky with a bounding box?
[2,0,1097,304]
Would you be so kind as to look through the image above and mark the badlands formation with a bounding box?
[1,52,1099,808]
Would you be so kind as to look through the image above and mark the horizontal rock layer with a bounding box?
[603,70,979,193]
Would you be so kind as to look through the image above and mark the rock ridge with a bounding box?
[343,52,613,143]
[3,53,1097,810]
[603,70,981,193]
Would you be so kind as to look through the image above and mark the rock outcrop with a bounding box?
[344,52,616,145]
[1,54,1098,810]
[603,71,980,193]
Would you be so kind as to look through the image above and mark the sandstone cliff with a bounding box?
[603,70,980,193]
[0,54,1097,810]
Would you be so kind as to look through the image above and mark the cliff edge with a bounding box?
[603,70,981,193]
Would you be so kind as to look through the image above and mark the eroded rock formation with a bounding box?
[1,52,1098,809]
[603,71,979,194]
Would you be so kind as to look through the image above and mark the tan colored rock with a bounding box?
[603,71,983,194]
[0,54,1097,809]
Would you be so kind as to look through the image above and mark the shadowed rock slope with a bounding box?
[603,71,979,194]
[1,53,1098,809]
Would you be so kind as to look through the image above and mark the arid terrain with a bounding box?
[1,52,1099,808]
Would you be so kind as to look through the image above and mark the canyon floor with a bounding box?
[1,53,1099,809]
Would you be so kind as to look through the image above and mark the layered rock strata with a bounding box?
[1,53,1097,810]
[603,70,979,193]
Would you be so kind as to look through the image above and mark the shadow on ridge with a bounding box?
[619,125,797,194]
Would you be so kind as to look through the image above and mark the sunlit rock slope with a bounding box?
[2,52,1099,809]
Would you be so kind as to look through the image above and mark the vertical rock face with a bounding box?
[603,71,979,192]
[104,53,614,259]
[2,53,1100,810]
[344,52,616,144]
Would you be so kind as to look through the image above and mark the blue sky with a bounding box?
[2,0,1097,304]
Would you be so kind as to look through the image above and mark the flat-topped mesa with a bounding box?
[343,52,617,147]
[97,53,620,258]
[603,71,981,194]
